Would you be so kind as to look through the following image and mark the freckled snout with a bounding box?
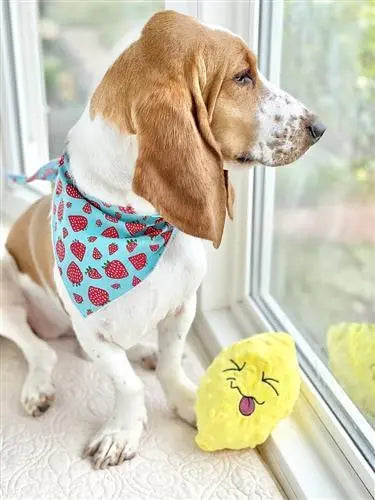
[231,73,327,168]
[307,118,326,144]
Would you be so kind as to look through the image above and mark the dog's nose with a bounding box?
[307,119,326,143]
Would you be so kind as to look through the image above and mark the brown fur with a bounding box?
[91,11,261,247]
[6,196,55,290]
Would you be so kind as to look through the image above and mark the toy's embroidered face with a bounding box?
[223,359,279,416]
[195,333,301,451]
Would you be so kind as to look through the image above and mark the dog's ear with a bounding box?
[133,57,232,248]
[225,171,235,220]
[90,12,234,246]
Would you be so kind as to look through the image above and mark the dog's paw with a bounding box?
[84,424,143,469]
[21,369,56,416]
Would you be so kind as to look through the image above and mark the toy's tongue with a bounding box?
[239,396,255,416]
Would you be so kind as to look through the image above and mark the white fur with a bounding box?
[250,74,312,166]
[66,108,154,212]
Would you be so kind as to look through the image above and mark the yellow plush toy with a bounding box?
[327,323,375,426]
[195,332,301,451]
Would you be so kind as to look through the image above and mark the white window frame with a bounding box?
[6,0,49,174]
[1,0,49,218]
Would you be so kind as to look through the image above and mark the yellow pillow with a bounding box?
[195,332,300,451]
[327,323,375,425]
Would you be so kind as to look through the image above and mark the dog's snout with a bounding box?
[307,119,326,143]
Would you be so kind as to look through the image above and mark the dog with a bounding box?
[1,11,325,469]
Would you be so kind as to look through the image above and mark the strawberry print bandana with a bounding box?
[10,153,176,317]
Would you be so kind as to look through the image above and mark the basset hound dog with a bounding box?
[1,11,325,468]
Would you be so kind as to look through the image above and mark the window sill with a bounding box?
[194,307,374,499]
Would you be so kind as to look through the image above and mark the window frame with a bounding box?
[1,0,24,177]
[1,0,50,216]
[6,0,49,174]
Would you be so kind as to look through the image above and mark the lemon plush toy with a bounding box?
[327,323,375,426]
[195,332,300,451]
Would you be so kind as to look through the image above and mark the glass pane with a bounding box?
[271,0,375,427]
[38,0,164,157]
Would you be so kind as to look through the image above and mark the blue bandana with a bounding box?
[9,154,176,317]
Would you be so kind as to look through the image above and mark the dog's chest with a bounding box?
[58,232,206,348]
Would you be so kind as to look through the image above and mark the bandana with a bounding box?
[9,154,176,317]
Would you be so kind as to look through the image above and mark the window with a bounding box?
[248,0,375,482]
[271,0,375,429]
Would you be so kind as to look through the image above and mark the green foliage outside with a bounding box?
[271,0,375,366]
[275,0,375,206]
[40,0,162,47]
[39,0,163,155]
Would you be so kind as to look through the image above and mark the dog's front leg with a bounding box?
[156,293,197,426]
[74,326,146,469]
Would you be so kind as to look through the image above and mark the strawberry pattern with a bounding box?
[9,153,176,317]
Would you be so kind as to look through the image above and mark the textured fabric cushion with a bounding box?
[1,336,282,499]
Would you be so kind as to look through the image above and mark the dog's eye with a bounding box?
[234,71,254,86]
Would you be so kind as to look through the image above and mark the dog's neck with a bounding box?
[67,106,156,214]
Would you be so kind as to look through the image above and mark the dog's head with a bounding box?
[91,11,325,247]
